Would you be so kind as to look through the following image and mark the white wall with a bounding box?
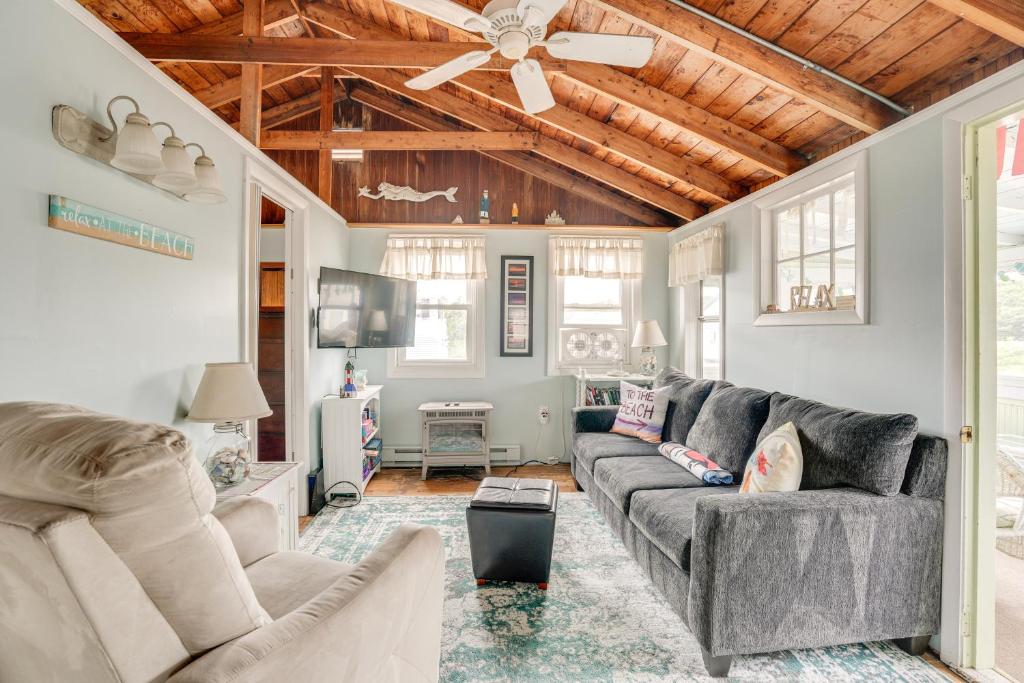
[346,229,670,462]
[669,118,946,432]
[0,0,349,466]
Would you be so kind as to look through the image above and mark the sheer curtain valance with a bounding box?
[668,224,724,286]
[379,235,487,281]
[550,236,643,280]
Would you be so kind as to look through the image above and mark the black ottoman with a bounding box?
[466,477,559,590]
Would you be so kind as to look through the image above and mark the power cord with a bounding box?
[324,480,362,509]
[505,459,549,477]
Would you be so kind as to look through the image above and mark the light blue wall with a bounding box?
[346,229,670,462]
[668,118,946,433]
[0,0,349,468]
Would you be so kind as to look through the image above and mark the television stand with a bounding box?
[418,402,494,480]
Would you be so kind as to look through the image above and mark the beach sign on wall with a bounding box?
[47,195,195,260]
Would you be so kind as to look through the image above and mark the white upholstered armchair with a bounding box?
[0,402,445,683]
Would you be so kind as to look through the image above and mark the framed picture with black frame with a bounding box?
[500,255,533,357]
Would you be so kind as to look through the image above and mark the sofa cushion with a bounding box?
[573,432,661,475]
[593,456,702,514]
[757,395,918,496]
[246,551,353,619]
[0,402,271,654]
[629,487,739,571]
[685,384,773,476]
[655,368,716,443]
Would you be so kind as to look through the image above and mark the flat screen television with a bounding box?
[317,267,416,349]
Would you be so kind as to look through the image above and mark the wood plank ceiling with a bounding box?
[80,0,1024,227]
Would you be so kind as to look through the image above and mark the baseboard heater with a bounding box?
[382,444,522,467]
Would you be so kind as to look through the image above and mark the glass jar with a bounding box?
[203,423,251,489]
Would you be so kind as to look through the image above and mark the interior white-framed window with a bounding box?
[753,151,868,326]
[381,234,487,379]
[681,277,724,380]
[547,236,642,376]
[388,278,485,378]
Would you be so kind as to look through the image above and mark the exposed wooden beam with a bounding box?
[318,66,334,206]
[261,130,543,150]
[302,3,735,204]
[349,87,677,226]
[120,33,566,71]
[928,0,1024,45]
[559,63,806,177]
[183,0,297,35]
[349,222,674,232]
[345,70,704,220]
[193,64,313,109]
[587,0,902,133]
[260,90,322,128]
[239,0,264,146]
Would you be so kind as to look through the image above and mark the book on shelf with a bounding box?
[586,385,622,406]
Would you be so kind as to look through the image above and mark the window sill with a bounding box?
[753,308,865,327]
[386,360,485,379]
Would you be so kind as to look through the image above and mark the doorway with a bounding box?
[966,103,1024,682]
[256,196,289,462]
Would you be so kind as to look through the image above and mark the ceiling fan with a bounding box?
[388,0,655,114]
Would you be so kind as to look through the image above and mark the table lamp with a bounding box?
[187,362,272,488]
[632,320,667,376]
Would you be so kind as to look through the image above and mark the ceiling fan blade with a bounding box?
[385,0,491,32]
[516,0,567,28]
[545,32,655,68]
[511,59,556,114]
[406,50,493,90]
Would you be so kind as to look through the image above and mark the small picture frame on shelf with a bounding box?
[500,255,533,357]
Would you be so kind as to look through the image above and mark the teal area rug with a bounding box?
[301,493,946,682]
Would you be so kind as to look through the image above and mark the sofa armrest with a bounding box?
[168,524,445,683]
[688,488,943,657]
[572,406,619,434]
[211,497,280,568]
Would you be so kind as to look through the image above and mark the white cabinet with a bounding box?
[216,462,300,551]
[322,386,383,498]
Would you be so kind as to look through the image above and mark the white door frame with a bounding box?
[244,157,311,515]
[941,83,1024,670]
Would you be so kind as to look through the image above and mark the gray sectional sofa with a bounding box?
[570,368,947,677]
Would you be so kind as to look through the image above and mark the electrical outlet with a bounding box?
[538,406,550,425]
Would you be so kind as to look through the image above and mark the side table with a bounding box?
[216,462,300,551]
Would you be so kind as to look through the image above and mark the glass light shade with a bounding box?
[153,135,197,192]
[631,320,667,348]
[184,155,227,204]
[110,111,165,175]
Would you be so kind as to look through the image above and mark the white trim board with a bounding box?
[51,0,346,226]
[669,60,1024,239]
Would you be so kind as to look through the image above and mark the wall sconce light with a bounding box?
[103,95,165,175]
[152,122,197,193]
[52,95,227,204]
[184,143,226,204]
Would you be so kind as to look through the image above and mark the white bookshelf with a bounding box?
[321,386,383,499]
[573,373,655,408]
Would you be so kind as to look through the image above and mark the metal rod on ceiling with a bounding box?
[664,0,913,119]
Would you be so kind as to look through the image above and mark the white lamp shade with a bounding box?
[367,310,389,331]
[184,155,227,204]
[153,136,197,192]
[631,320,667,348]
[187,362,272,423]
[110,111,165,175]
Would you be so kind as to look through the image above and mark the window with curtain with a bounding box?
[548,236,642,375]
[380,235,486,378]
[669,225,725,379]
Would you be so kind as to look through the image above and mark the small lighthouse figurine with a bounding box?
[511,202,519,224]
[341,359,357,398]
[479,190,490,224]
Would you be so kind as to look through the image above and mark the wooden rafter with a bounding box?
[238,0,264,146]
[301,3,739,204]
[928,0,1024,45]
[193,64,313,109]
[587,0,903,133]
[349,86,679,226]
[318,67,334,205]
[261,130,543,150]
[121,33,566,70]
[343,68,704,220]
[183,0,296,35]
